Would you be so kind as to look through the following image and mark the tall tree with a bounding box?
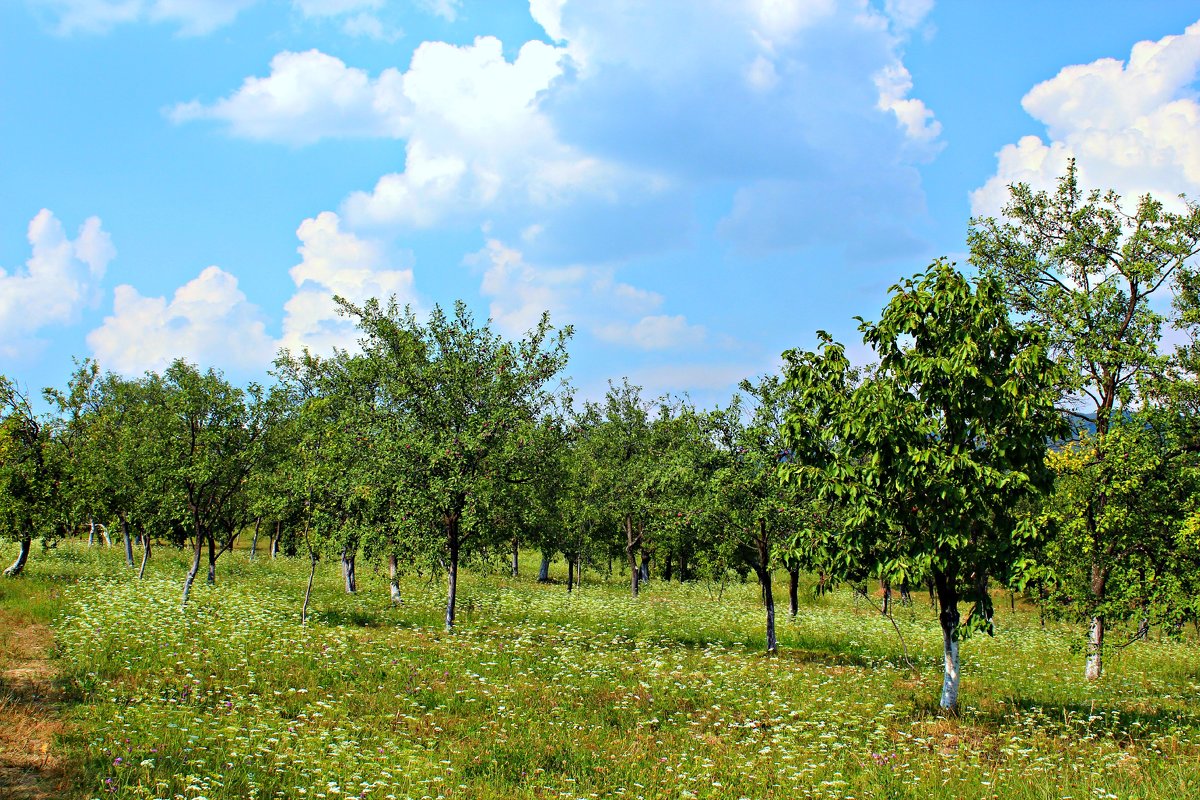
[0,377,66,577]
[342,299,572,630]
[785,262,1064,709]
[968,163,1200,679]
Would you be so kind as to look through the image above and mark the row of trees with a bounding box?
[3,165,1199,709]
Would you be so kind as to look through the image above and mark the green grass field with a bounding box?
[2,540,1198,800]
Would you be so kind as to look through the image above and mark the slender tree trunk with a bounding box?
[758,520,777,653]
[1085,565,1108,681]
[271,521,280,559]
[881,579,892,616]
[301,553,318,625]
[88,516,95,547]
[679,549,688,583]
[934,569,961,710]
[567,558,575,592]
[445,515,460,632]
[342,548,357,593]
[788,566,800,618]
[537,553,551,582]
[625,515,639,598]
[137,533,151,580]
[663,552,673,583]
[249,518,261,560]
[638,552,650,583]
[900,580,911,606]
[206,533,217,584]
[511,537,519,578]
[181,531,204,610]
[3,535,31,577]
[388,553,402,604]
[119,515,135,568]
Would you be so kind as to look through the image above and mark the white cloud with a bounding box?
[972,19,1200,217]
[170,50,410,145]
[0,210,113,358]
[86,212,417,372]
[470,238,705,350]
[595,315,707,350]
[416,0,459,22]
[88,266,275,374]
[34,0,258,35]
[280,211,418,354]
[874,62,942,147]
[343,36,617,230]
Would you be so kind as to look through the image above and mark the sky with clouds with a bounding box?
[3,1,1200,406]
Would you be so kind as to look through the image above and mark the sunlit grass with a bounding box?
[2,539,1198,799]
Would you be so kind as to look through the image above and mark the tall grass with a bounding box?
[2,540,1198,799]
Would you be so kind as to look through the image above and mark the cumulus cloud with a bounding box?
[33,0,259,35]
[87,266,275,374]
[279,211,418,354]
[86,212,417,372]
[0,210,114,358]
[972,19,1200,217]
[470,238,705,349]
[170,50,410,145]
[177,1,939,261]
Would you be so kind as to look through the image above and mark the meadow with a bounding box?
[2,541,1199,800]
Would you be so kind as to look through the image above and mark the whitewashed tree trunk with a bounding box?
[341,548,357,593]
[940,623,960,709]
[181,533,204,610]
[537,553,550,583]
[1085,615,1104,682]
[137,533,151,579]
[388,553,402,604]
[88,517,95,547]
[4,536,31,577]
[249,518,261,560]
[119,516,135,568]
[302,554,317,624]
[933,569,962,710]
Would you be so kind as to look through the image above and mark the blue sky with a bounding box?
[3,0,1200,407]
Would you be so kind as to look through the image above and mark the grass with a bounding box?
[2,539,1199,799]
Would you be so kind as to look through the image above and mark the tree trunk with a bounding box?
[301,553,318,625]
[3,535,31,577]
[88,516,95,547]
[1086,565,1108,681]
[271,521,280,559]
[758,519,777,653]
[119,515,135,568]
[341,548,357,593]
[445,515,460,632]
[181,531,204,610]
[662,551,673,583]
[881,579,892,616]
[567,558,575,592]
[137,532,151,580]
[99,524,111,548]
[679,549,688,583]
[625,515,639,598]
[537,553,551,582]
[934,569,961,710]
[788,566,800,618]
[638,552,650,583]
[388,553,402,605]
[900,580,911,606]
[511,538,519,578]
[206,534,217,584]
[250,518,261,560]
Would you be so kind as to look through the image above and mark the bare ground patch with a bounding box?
[0,609,66,800]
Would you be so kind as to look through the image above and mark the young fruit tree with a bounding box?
[784,261,1065,709]
[968,162,1200,680]
[341,299,572,631]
